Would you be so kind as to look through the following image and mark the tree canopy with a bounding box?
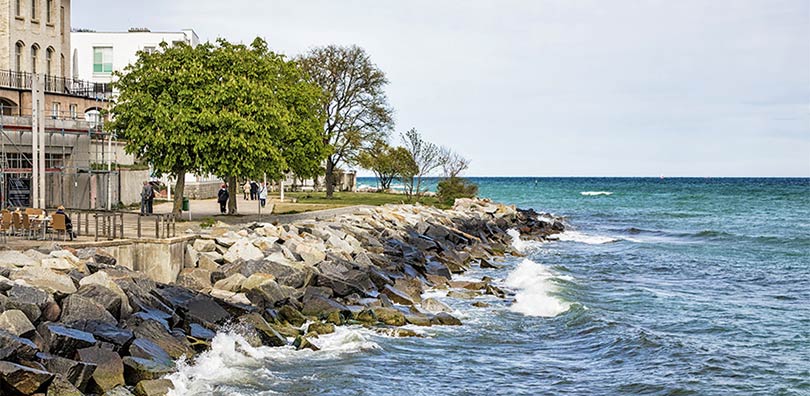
[111,38,326,215]
[298,45,394,197]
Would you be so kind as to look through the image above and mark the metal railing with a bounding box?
[0,70,112,99]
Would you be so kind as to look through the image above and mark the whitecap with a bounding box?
[166,327,380,396]
[503,258,571,317]
[580,191,613,196]
[556,231,619,244]
[508,229,544,253]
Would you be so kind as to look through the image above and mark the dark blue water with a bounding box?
[171,178,810,396]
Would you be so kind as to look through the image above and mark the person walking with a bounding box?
[258,182,268,208]
[250,181,259,201]
[243,181,251,200]
[217,184,230,214]
[140,181,153,215]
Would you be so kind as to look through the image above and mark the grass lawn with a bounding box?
[268,192,443,215]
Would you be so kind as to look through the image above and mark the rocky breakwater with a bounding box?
[0,198,563,396]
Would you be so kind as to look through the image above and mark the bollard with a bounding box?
[155,216,160,239]
[137,214,141,238]
[94,214,99,242]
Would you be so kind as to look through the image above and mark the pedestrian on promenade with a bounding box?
[259,182,268,208]
[140,181,154,215]
[243,181,250,200]
[250,181,259,201]
[217,184,230,214]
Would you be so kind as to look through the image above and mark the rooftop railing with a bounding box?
[0,70,113,99]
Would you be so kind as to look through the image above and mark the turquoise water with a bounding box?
[172,178,810,395]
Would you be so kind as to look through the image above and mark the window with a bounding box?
[51,102,60,119]
[15,0,21,17]
[31,45,39,73]
[31,0,38,20]
[93,47,113,74]
[15,42,23,72]
[46,48,54,75]
[143,46,156,54]
[69,104,77,119]
[46,0,52,23]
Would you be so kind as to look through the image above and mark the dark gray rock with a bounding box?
[122,356,175,384]
[0,360,54,395]
[76,346,125,393]
[236,313,286,347]
[128,339,173,367]
[126,318,195,360]
[37,322,97,358]
[37,352,97,392]
[181,295,231,330]
[0,329,39,361]
[75,284,124,319]
[59,294,117,326]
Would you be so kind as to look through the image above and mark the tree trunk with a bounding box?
[325,159,336,198]
[172,173,185,218]
[227,176,238,215]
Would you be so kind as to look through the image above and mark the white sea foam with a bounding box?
[580,191,613,196]
[508,229,545,253]
[504,258,571,317]
[166,326,379,396]
[556,231,619,244]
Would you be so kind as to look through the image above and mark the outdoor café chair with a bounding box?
[51,214,68,241]
[0,210,11,242]
[11,212,23,237]
[20,213,33,239]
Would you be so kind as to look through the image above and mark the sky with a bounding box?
[73,0,810,177]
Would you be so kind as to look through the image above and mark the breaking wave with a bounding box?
[581,191,613,196]
[504,259,571,317]
[165,327,380,396]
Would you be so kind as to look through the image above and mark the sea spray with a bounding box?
[166,327,381,396]
[507,229,571,317]
[504,259,571,317]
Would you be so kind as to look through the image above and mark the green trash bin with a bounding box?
[182,197,190,211]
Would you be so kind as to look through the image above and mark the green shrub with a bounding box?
[199,217,216,229]
[437,177,478,206]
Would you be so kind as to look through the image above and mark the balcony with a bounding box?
[0,69,113,100]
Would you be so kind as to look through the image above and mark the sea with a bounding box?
[167,177,810,396]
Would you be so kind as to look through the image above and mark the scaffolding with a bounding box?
[0,73,115,210]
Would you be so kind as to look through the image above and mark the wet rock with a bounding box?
[278,305,307,327]
[380,284,415,306]
[421,298,453,313]
[432,312,463,326]
[103,386,136,396]
[244,277,293,308]
[128,339,173,367]
[37,322,97,358]
[306,322,335,335]
[0,309,36,337]
[123,356,175,384]
[370,307,406,326]
[404,313,432,327]
[127,318,195,360]
[293,335,320,351]
[315,260,377,297]
[447,290,479,299]
[479,258,501,269]
[77,346,125,393]
[424,261,452,279]
[79,272,133,318]
[59,294,118,326]
[472,301,491,308]
[188,324,215,342]
[71,321,134,349]
[301,294,350,320]
[236,313,286,347]
[134,378,174,396]
[393,278,424,303]
[9,267,77,295]
[182,295,231,329]
[0,329,39,361]
[0,360,54,395]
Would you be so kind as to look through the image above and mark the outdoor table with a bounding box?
[30,216,51,240]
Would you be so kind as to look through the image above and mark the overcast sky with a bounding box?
[74,1,809,176]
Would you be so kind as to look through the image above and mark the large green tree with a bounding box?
[111,38,326,216]
[298,45,394,198]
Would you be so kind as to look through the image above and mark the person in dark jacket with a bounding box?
[55,205,75,240]
[250,181,259,201]
[217,184,229,214]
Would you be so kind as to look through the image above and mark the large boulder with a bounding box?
[46,374,84,396]
[259,260,313,289]
[10,267,77,295]
[71,321,134,349]
[223,239,264,264]
[0,329,39,361]
[0,309,35,337]
[59,294,118,326]
[122,356,175,384]
[184,244,199,269]
[76,346,125,393]
[181,295,231,330]
[134,379,174,396]
[197,252,223,271]
[315,260,377,297]
[37,322,97,358]
[0,360,54,395]
[38,353,97,392]
[212,273,246,292]
[370,307,406,326]
[75,285,125,320]
[126,318,195,360]
[244,278,293,308]
[235,313,286,347]
[176,268,212,290]
[294,243,326,266]
[78,271,132,318]
[0,250,39,268]
[192,239,217,253]
[380,285,415,306]
[421,298,453,314]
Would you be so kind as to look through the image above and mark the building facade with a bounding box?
[71,28,199,84]
[1,0,71,78]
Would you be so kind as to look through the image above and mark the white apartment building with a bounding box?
[70,28,199,84]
